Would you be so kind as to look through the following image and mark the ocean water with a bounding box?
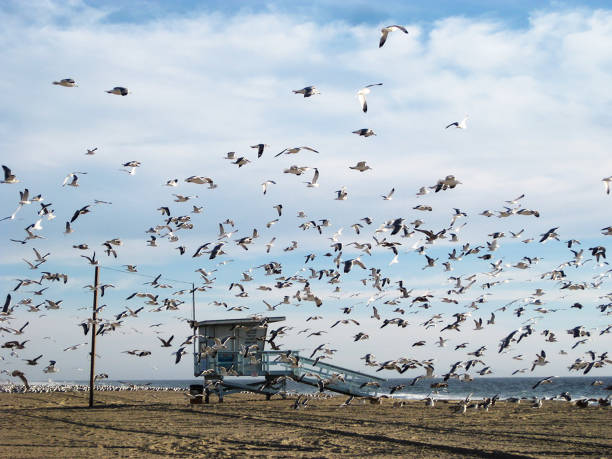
[60,376,612,400]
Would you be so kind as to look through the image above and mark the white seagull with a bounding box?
[603,176,611,195]
[62,173,81,187]
[261,180,276,195]
[379,25,408,48]
[304,168,320,188]
[382,188,395,200]
[357,83,383,113]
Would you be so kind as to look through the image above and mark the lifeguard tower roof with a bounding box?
[194,316,285,327]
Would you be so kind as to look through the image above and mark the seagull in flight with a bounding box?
[53,78,77,87]
[106,86,130,96]
[261,180,276,195]
[349,161,372,172]
[445,115,469,129]
[352,128,376,137]
[382,188,395,200]
[532,375,556,389]
[304,168,320,188]
[1,165,19,184]
[1,205,22,221]
[292,86,320,97]
[379,25,408,48]
[158,335,174,347]
[603,176,611,195]
[357,83,383,113]
[62,173,82,187]
[251,144,269,158]
[275,146,319,157]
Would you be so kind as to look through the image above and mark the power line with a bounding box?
[100,265,194,285]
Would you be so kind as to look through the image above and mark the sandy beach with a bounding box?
[0,390,609,458]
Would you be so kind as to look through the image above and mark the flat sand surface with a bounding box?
[0,391,609,458]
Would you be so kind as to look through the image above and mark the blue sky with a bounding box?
[60,1,612,27]
[0,0,610,384]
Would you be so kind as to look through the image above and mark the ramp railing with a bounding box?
[262,351,386,397]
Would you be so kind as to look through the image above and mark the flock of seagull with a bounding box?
[1,23,611,410]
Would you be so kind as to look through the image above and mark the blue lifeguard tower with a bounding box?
[192,316,386,402]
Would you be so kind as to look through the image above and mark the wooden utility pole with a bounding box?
[88,265,100,408]
[191,282,196,364]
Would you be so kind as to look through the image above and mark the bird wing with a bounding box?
[70,209,81,223]
[11,370,29,389]
[301,146,319,153]
[353,259,367,270]
[2,294,11,313]
[379,29,389,47]
[358,93,367,112]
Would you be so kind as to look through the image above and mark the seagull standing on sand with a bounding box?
[357,84,383,113]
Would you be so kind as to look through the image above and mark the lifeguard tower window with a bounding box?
[194,316,285,378]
